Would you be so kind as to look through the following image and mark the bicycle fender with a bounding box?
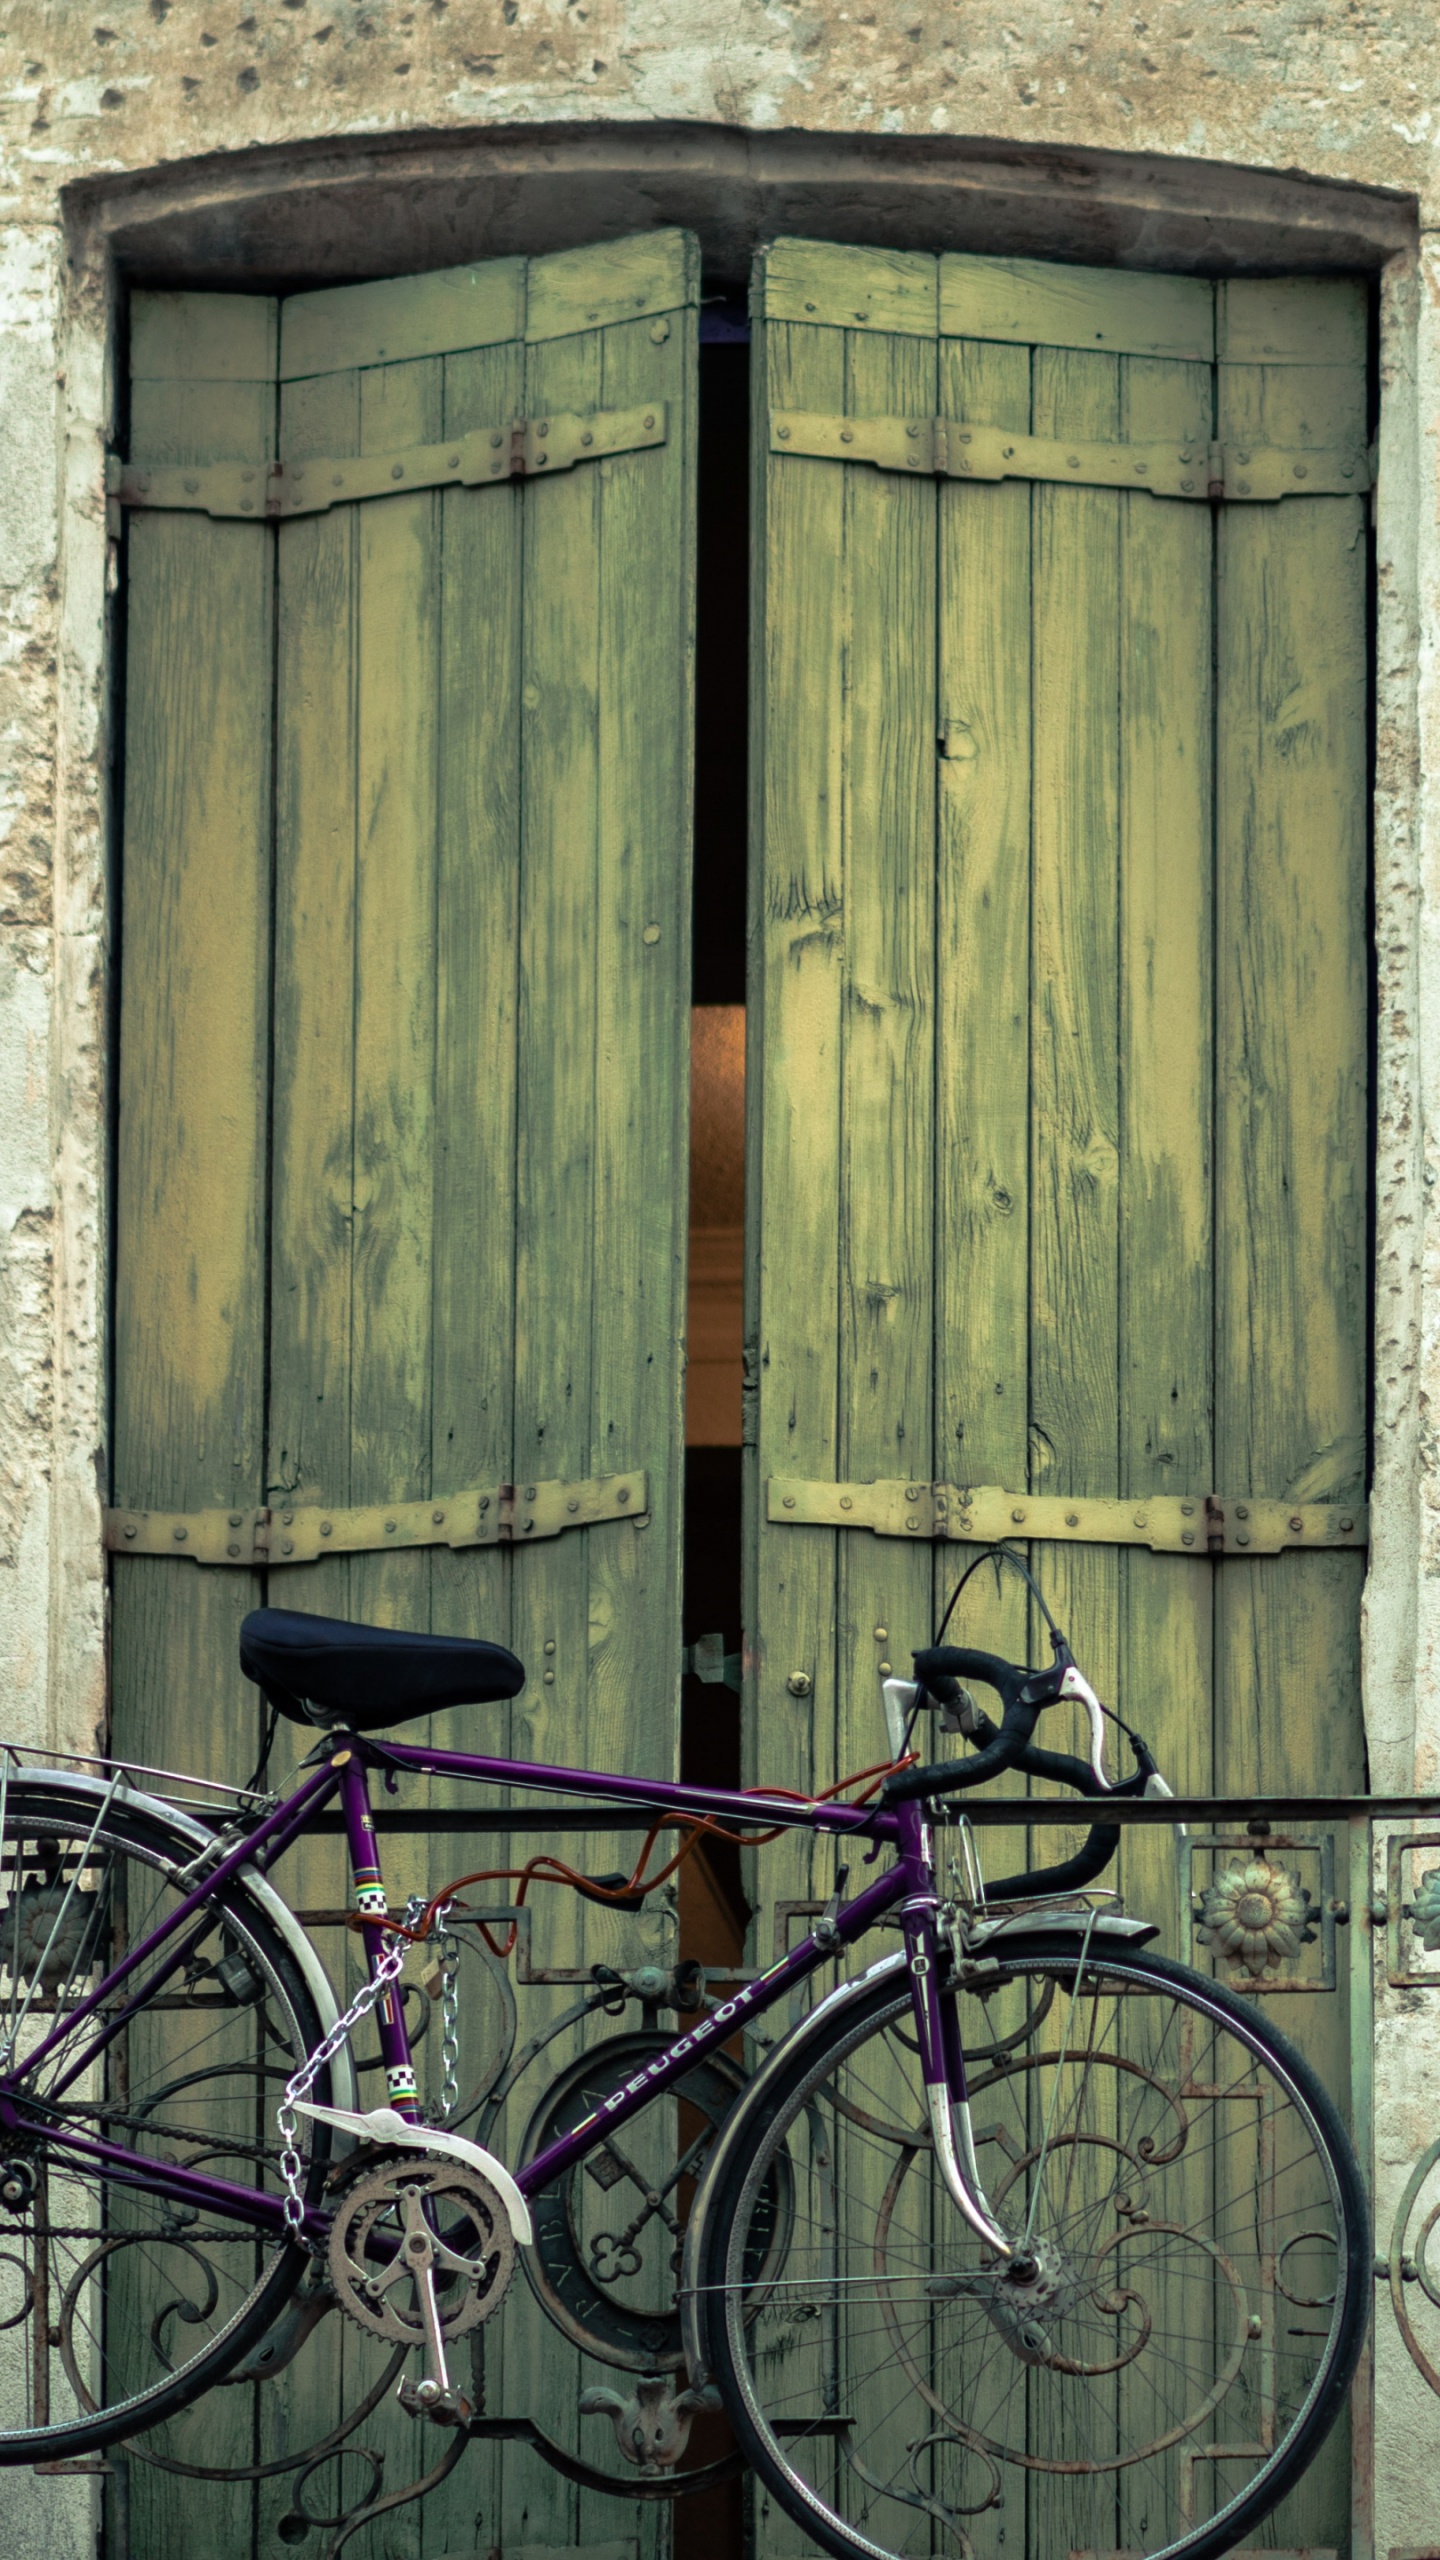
[0,1768,359,2117]
[293,2101,533,2245]
[679,1948,906,2388]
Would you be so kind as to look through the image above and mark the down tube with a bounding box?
[519,1860,910,2197]
[336,1754,422,2120]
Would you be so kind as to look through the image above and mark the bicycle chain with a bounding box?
[275,1892,426,2243]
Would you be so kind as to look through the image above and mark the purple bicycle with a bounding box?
[0,1557,1367,2560]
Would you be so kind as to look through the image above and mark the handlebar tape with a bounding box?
[882,1693,1041,1803]
[883,1645,1066,1805]
[883,1648,1129,1895]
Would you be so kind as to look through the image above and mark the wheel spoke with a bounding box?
[709,1946,1366,2560]
[0,1782,325,2459]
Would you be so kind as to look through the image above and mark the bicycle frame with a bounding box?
[0,1732,1009,2256]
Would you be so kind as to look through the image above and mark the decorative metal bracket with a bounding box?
[104,1470,648,1566]
[770,409,1372,502]
[106,402,668,526]
[766,1477,1366,1555]
[1386,1831,1440,1987]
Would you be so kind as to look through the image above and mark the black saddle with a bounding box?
[239,1608,526,1732]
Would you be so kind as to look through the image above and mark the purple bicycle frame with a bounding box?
[0,1736,962,2253]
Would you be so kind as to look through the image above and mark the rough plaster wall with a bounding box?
[2,6,1440,2552]
[0,221,54,1744]
[0,0,1438,201]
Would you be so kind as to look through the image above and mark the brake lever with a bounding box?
[1055,1661,1110,1790]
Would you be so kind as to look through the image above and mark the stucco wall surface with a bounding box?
[2,0,1440,209]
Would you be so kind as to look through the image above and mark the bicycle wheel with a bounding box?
[701,1935,1369,2560]
[0,1774,337,2461]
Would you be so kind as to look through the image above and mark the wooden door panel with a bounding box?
[748,238,1370,2557]
[113,235,698,2560]
[112,287,280,2555]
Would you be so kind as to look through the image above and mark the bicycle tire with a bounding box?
[699,1935,1369,2560]
[0,1775,337,2461]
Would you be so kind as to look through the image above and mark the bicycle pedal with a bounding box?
[397,2376,474,2428]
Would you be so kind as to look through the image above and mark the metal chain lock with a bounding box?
[436,1907,461,2125]
[275,1892,427,2242]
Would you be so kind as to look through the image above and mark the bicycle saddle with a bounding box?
[239,1607,526,1730]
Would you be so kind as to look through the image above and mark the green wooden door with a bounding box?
[113,231,697,2558]
[747,238,1369,2552]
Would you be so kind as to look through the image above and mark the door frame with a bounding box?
[30,119,1432,2560]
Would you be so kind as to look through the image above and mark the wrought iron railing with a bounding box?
[36,1787,1440,2560]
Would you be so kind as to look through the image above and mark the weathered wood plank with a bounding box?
[525,227,695,341]
[1217,273,1367,367]
[269,361,361,1605]
[586,283,696,1800]
[760,235,938,338]
[113,292,277,2560]
[1115,350,1217,1938]
[498,233,696,2557]
[262,350,374,2560]
[1112,342,1219,2540]
[942,252,1213,362]
[1213,301,1368,2553]
[1028,340,1124,1717]
[747,283,848,1941]
[347,349,443,1635]
[130,290,278,381]
[428,329,526,1668]
[933,331,1035,1861]
[280,256,526,380]
[1026,337,1125,2554]
[834,302,937,1826]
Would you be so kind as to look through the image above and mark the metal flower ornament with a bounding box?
[1198,1856,1318,1981]
[1413,1864,1440,1954]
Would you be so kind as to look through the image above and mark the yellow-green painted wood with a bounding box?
[749,241,1369,2559]
[524,230,699,341]
[113,301,277,1806]
[833,290,937,1863]
[933,331,1034,1868]
[758,234,939,338]
[746,288,849,1932]
[129,289,279,381]
[941,250,1214,361]
[1216,272,1368,368]
[112,287,278,2557]
[1213,282,1368,2547]
[280,256,527,380]
[114,232,697,2560]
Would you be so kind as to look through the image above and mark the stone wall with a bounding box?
[3,5,1439,2553]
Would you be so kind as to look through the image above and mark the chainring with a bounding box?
[327,2150,516,2346]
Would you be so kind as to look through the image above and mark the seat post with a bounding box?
[333,1748,421,2120]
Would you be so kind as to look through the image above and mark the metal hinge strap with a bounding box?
[105,1472,648,1567]
[766,1479,1366,1556]
[106,403,668,524]
[770,411,1372,503]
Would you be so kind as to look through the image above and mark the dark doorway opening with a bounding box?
[681,300,749,1975]
[676,305,750,2558]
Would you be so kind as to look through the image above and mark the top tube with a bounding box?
[350,1732,903,1843]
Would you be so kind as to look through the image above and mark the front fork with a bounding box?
[893,1796,1013,2260]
